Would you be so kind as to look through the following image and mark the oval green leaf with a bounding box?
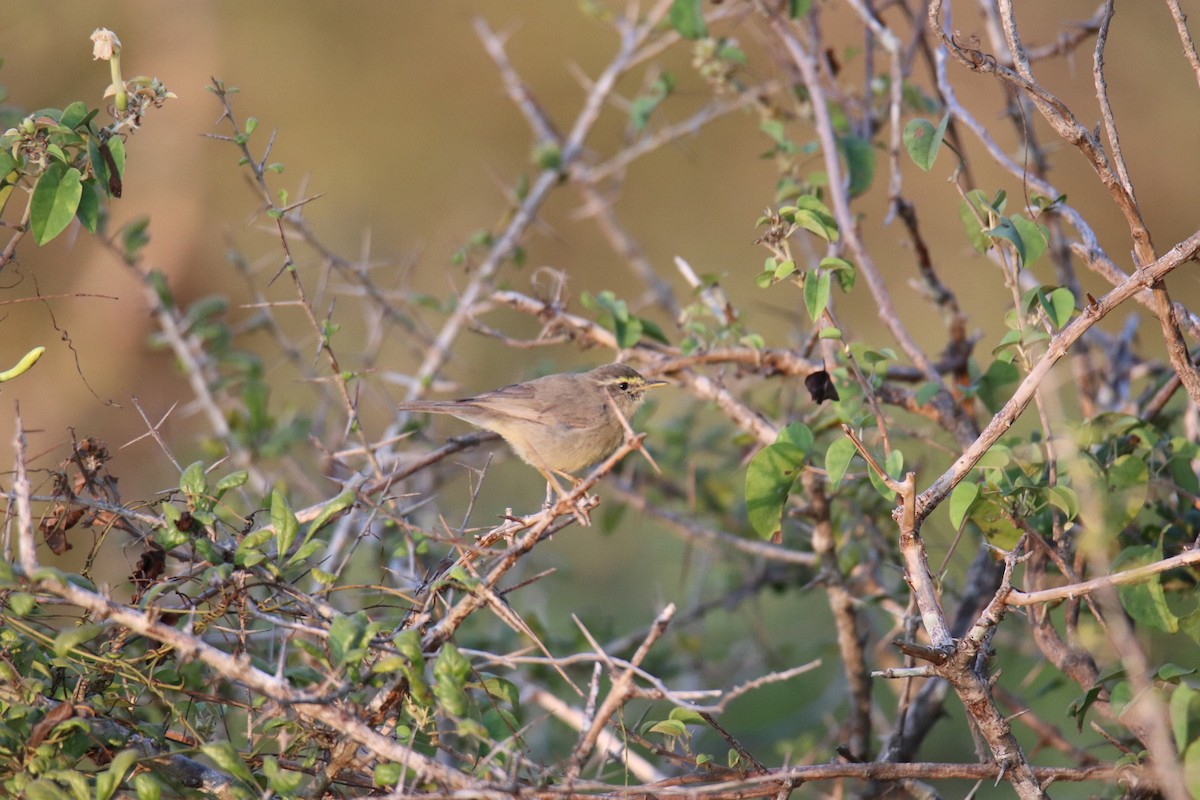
[745,443,806,539]
[30,162,83,245]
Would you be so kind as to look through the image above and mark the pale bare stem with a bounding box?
[95,235,271,492]
[282,217,428,340]
[412,432,652,655]
[914,231,1200,523]
[874,666,936,679]
[1166,0,1200,90]
[30,567,482,790]
[904,537,1052,800]
[529,688,666,782]
[953,2,1200,406]
[125,396,182,471]
[680,370,779,446]
[1092,0,1134,198]
[607,478,816,565]
[762,5,952,395]
[890,470,956,654]
[936,39,1200,349]
[840,424,904,495]
[805,471,873,761]
[208,82,386,485]
[412,11,668,401]
[1082,2,1200,408]
[885,23,906,205]
[13,407,37,577]
[1007,548,1200,607]
[0,201,31,270]
[473,19,561,144]
[1088,584,1190,799]
[491,287,902,396]
[830,313,896,456]
[563,603,675,785]
[458,562,581,694]
[583,86,775,185]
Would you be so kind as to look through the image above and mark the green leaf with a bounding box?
[134,772,162,800]
[53,623,105,658]
[745,443,806,539]
[375,762,408,787]
[234,524,269,568]
[59,101,90,130]
[903,112,949,171]
[948,481,980,530]
[1113,545,1178,633]
[838,134,875,197]
[9,591,36,615]
[669,707,706,724]
[789,0,812,17]
[1106,454,1149,531]
[262,755,303,795]
[1042,286,1075,330]
[179,461,207,498]
[1184,739,1200,798]
[1158,663,1197,682]
[824,437,857,490]
[1170,684,1200,753]
[328,611,370,668]
[794,209,838,242]
[272,489,299,559]
[215,470,249,493]
[30,162,83,245]
[914,381,941,407]
[787,195,839,241]
[75,181,100,232]
[957,201,988,253]
[773,259,797,280]
[434,643,472,716]
[668,0,708,39]
[820,256,856,291]
[976,358,1020,414]
[106,134,126,182]
[868,448,904,500]
[476,675,519,707]
[121,216,152,259]
[587,291,643,348]
[1011,214,1048,266]
[803,270,832,322]
[1047,486,1079,521]
[630,74,674,130]
[647,719,688,737]
[95,748,139,800]
[306,490,355,538]
[777,422,813,453]
[987,216,1027,265]
[968,494,1022,549]
[0,149,16,180]
[200,741,256,784]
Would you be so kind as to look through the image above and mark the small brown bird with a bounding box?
[395,363,667,493]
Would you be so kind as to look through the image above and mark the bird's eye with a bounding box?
[618,381,630,391]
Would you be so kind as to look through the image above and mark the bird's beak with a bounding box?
[644,377,669,390]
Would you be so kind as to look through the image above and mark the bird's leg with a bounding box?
[535,467,592,526]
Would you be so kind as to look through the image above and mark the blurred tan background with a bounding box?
[3,3,1199,776]
[3,1,1198,475]
[3,1,1197,456]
